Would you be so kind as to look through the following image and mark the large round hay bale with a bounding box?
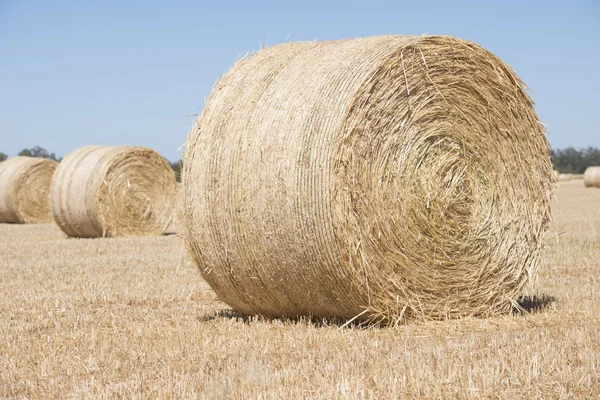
[183,35,554,322]
[584,167,600,188]
[51,145,177,237]
[0,156,58,223]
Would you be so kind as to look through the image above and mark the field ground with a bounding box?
[1,180,599,398]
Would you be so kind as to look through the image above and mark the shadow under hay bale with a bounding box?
[184,35,554,324]
[197,309,371,329]
[514,295,557,315]
[51,145,177,238]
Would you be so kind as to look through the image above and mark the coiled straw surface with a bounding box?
[584,167,600,188]
[51,145,177,237]
[184,35,554,322]
[0,157,58,223]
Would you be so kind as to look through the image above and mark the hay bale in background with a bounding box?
[559,173,572,181]
[584,167,600,188]
[553,170,560,181]
[184,35,554,322]
[0,157,58,223]
[51,145,177,237]
[165,182,183,234]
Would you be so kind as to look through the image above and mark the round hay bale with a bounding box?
[51,145,177,237]
[553,170,560,181]
[584,167,600,188]
[183,35,554,322]
[165,182,183,234]
[558,173,572,181]
[0,156,58,223]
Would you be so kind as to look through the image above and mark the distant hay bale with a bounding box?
[51,145,177,237]
[165,182,183,234]
[0,157,58,223]
[553,170,560,181]
[183,35,554,322]
[558,173,572,181]
[584,167,600,188]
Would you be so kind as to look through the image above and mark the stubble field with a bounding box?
[1,180,599,398]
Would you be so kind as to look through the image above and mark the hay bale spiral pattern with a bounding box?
[51,145,177,237]
[0,156,58,223]
[184,35,554,322]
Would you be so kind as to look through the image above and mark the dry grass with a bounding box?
[0,181,598,398]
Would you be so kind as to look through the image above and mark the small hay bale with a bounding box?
[553,170,560,181]
[0,156,58,223]
[183,35,554,322]
[558,173,572,181]
[584,167,600,188]
[51,145,177,237]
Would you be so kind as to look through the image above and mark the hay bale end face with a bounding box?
[51,145,177,237]
[0,156,58,223]
[584,167,600,188]
[183,35,554,322]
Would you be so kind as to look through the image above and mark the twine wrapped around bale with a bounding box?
[0,156,58,223]
[183,35,554,322]
[584,167,600,188]
[51,145,177,237]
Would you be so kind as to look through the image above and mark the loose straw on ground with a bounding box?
[51,145,177,237]
[183,35,554,323]
[0,156,58,223]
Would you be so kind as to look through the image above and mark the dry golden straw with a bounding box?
[583,167,600,188]
[0,156,58,224]
[51,145,177,238]
[183,35,554,323]
[165,182,183,234]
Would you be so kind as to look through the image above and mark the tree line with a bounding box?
[550,147,600,174]
[2,146,600,177]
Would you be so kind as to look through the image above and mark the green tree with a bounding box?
[170,159,182,182]
[18,146,60,161]
[0,152,7,162]
[551,147,600,173]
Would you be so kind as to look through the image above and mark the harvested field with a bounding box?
[0,181,598,398]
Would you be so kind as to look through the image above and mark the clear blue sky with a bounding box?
[1,0,599,162]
